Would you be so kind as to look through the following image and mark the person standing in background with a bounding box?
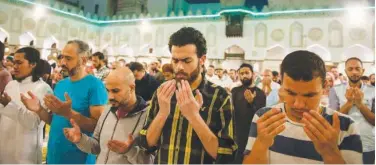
[0,42,12,93]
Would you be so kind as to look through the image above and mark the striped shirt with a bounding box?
[139,79,237,164]
[329,82,375,152]
[244,103,363,164]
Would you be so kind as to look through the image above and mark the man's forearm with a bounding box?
[67,110,97,132]
[37,107,52,124]
[146,113,168,147]
[243,139,268,164]
[357,103,375,126]
[339,102,353,114]
[187,114,218,159]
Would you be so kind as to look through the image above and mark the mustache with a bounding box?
[176,71,188,76]
[109,99,118,103]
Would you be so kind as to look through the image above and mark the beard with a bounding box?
[347,75,361,84]
[371,82,375,86]
[241,78,253,86]
[62,62,80,77]
[174,62,200,84]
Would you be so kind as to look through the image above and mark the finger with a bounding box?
[252,91,257,97]
[263,113,285,127]
[175,90,182,104]
[127,133,134,142]
[269,124,285,137]
[20,93,27,102]
[195,90,203,106]
[303,126,318,142]
[159,80,171,96]
[265,117,286,134]
[308,110,331,129]
[301,117,326,141]
[166,80,176,99]
[70,119,79,130]
[303,112,329,137]
[180,80,189,100]
[332,112,340,131]
[184,80,194,100]
[27,91,37,99]
[3,92,10,99]
[108,141,121,152]
[64,92,72,103]
[257,108,281,123]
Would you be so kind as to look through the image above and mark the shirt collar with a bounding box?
[19,76,33,84]
[113,96,148,118]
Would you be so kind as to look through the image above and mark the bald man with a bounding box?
[64,67,154,164]
[257,69,281,96]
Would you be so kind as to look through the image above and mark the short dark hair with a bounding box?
[0,41,4,61]
[272,71,279,77]
[162,63,173,73]
[345,57,363,67]
[128,62,144,72]
[281,50,326,86]
[361,76,369,80]
[229,69,236,72]
[40,59,51,75]
[168,27,207,58]
[92,52,105,60]
[238,63,254,73]
[15,47,43,82]
[208,65,214,68]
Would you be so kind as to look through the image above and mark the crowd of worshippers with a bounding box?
[0,26,374,164]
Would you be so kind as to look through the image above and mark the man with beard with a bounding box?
[243,51,362,164]
[63,67,154,164]
[129,62,160,102]
[231,63,266,164]
[91,52,110,81]
[21,40,108,164]
[139,27,237,164]
[0,47,53,163]
[369,73,375,86]
[329,57,375,164]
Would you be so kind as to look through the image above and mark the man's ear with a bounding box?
[199,55,206,66]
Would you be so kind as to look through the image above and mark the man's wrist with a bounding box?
[186,112,202,123]
[64,109,74,119]
[322,148,344,164]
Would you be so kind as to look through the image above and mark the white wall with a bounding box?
[0,1,374,74]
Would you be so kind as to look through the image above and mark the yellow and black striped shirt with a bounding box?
[139,79,237,164]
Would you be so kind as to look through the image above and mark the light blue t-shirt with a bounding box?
[47,75,108,164]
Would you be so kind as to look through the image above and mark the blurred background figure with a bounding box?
[369,73,375,86]
[161,63,174,81]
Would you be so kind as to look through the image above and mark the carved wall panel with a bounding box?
[255,23,267,47]
[290,22,303,47]
[329,20,343,47]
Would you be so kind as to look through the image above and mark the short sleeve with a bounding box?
[89,79,108,106]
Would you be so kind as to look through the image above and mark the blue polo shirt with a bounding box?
[47,75,108,164]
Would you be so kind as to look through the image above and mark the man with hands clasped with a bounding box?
[329,57,375,164]
[231,63,266,164]
[243,51,362,164]
[139,27,237,164]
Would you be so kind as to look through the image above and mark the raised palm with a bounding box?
[20,91,41,112]
[64,119,82,143]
